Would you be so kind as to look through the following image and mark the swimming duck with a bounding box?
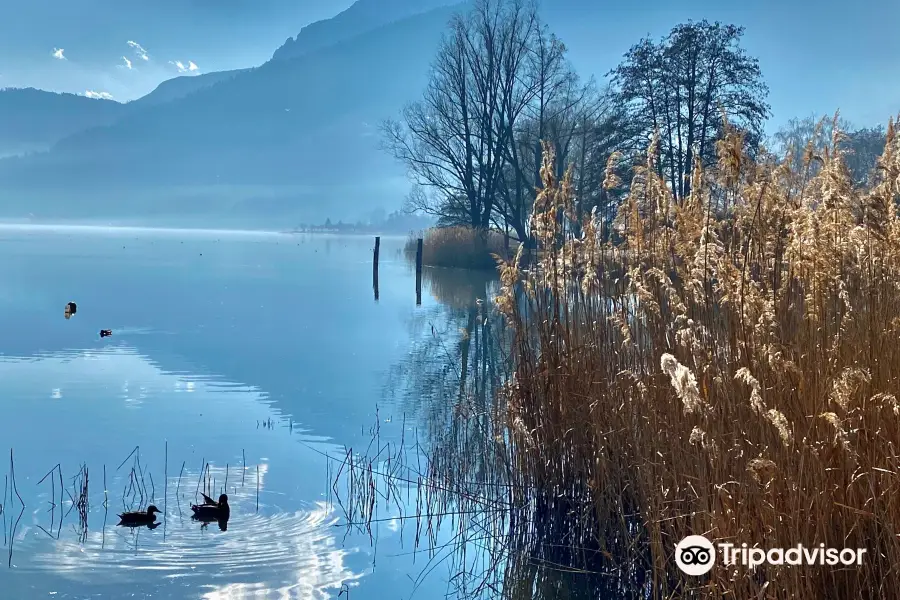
[100,329,112,338]
[199,491,218,505]
[64,301,77,319]
[118,505,160,527]
[191,493,230,521]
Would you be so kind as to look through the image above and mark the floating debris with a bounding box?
[100,329,112,338]
[64,302,77,319]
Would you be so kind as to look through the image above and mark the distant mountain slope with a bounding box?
[0,0,616,226]
[272,0,455,61]
[0,4,461,198]
[0,88,125,156]
[0,69,252,158]
[0,0,349,99]
[0,0,451,161]
[127,69,251,110]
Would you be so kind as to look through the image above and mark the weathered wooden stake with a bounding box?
[373,236,380,301]
[415,238,423,305]
[163,441,167,539]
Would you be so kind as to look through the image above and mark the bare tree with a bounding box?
[772,114,847,177]
[571,87,643,231]
[610,20,770,203]
[493,23,592,245]
[844,126,887,185]
[383,0,538,231]
[772,114,886,187]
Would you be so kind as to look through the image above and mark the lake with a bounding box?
[0,225,495,599]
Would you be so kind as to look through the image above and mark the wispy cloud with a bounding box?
[84,90,114,100]
[121,56,133,70]
[52,48,66,60]
[126,40,149,61]
[170,60,200,74]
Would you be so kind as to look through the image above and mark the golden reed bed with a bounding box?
[491,118,900,598]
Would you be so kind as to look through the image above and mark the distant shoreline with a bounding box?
[284,226,418,236]
[0,221,283,236]
[0,221,411,238]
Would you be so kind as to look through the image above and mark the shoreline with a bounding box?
[0,222,412,238]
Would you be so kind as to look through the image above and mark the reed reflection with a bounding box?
[340,260,649,599]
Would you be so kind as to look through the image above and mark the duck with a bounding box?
[64,301,77,320]
[100,329,112,338]
[191,493,230,521]
[118,505,160,527]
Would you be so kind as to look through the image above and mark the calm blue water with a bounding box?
[0,225,480,599]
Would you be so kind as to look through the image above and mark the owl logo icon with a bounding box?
[675,535,716,576]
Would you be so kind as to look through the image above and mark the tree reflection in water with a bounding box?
[337,266,636,600]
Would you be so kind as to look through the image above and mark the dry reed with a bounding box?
[338,115,900,599]
[486,117,900,598]
[406,227,511,270]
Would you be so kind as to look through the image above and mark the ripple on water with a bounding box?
[17,501,363,597]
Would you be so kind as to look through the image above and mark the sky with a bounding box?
[550,0,900,131]
[0,0,896,131]
[0,0,355,101]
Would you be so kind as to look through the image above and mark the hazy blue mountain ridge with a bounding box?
[0,0,456,162]
[127,69,252,110]
[1,5,460,185]
[0,2,465,225]
[273,0,457,60]
[0,88,125,156]
[0,69,251,156]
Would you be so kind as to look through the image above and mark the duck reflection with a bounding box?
[191,492,230,531]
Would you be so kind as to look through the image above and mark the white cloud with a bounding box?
[126,40,149,61]
[52,48,66,60]
[122,56,132,70]
[170,60,199,74]
[84,90,114,100]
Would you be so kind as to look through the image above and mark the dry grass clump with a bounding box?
[488,117,900,597]
[406,226,510,270]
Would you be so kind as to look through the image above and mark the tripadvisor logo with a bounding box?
[675,535,716,576]
[675,535,868,575]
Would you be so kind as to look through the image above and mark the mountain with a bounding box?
[0,3,462,226]
[0,68,250,157]
[272,0,456,61]
[0,0,354,100]
[0,0,454,159]
[127,69,251,110]
[0,88,125,157]
[24,6,459,184]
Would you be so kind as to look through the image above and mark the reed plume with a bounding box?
[491,115,900,598]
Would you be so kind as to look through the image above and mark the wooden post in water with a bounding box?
[415,238,423,305]
[373,236,380,301]
[163,440,168,540]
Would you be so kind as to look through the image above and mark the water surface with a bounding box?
[0,225,483,599]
